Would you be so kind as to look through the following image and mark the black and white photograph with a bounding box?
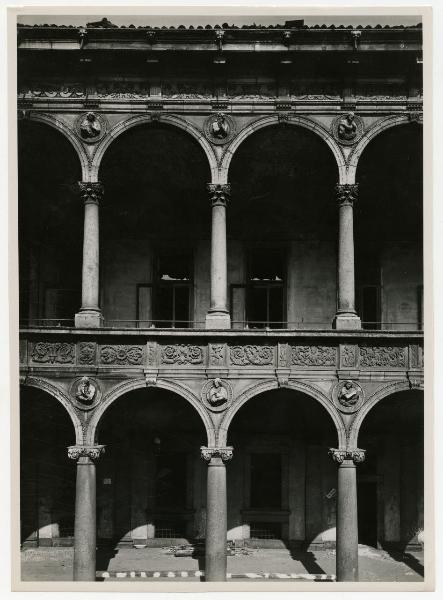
[9,4,432,592]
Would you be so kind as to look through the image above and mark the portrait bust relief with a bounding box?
[76,112,107,143]
[204,113,235,145]
[201,378,233,412]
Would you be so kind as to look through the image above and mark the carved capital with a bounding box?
[328,448,366,465]
[335,183,359,206]
[68,445,105,461]
[78,182,104,205]
[207,183,231,207]
[200,446,233,463]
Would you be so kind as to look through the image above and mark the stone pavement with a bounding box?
[21,545,424,582]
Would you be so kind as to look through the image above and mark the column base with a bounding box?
[205,311,231,329]
[333,313,361,330]
[75,310,103,329]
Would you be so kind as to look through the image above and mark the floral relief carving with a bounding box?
[67,445,105,461]
[210,344,225,365]
[31,342,75,364]
[291,346,337,367]
[161,345,203,365]
[99,345,143,365]
[200,447,233,463]
[78,342,96,365]
[229,345,274,366]
[342,345,356,368]
[359,346,406,368]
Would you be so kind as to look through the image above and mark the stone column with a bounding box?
[75,182,104,328]
[205,184,231,329]
[333,184,361,329]
[68,445,105,581]
[329,448,366,581]
[201,446,233,581]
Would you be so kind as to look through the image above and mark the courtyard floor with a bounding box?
[20,544,424,582]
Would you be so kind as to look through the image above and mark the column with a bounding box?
[68,445,105,581]
[201,446,233,581]
[333,184,361,329]
[75,182,104,328]
[329,448,365,582]
[205,184,231,329]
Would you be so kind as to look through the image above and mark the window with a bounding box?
[250,453,282,509]
[250,522,282,540]
[356,249,381,329]
[245,248,285,328]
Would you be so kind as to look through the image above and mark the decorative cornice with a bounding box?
[200,446,233,463]
[328,447,366,464]
[335,183,359,206]
[207,183,231,207]
[67,445,105,461]
[78,182,104,205]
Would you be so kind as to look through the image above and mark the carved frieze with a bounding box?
[78,342,96,365]
[341,345,356,368]
[209,344,226,366]
[30,342,75,364]
[95,81,150,98]
[18,83,86,98]
[278,343,288,368]
[161,345,203,365]
[99,345,143,366]
[146,342,157,367]
[230,345,274,366]
[291,346,337,367]
[359,346,406,368]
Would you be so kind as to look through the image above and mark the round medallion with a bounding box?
[204,113,236,145]
[332,380,364,414]
[331,112,364,146]
[75,112,107,144]
[70,376,101,411]
[201,378,233,412]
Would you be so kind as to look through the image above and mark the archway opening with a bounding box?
[20,386,76,547]
[226,388,338,549]
[95,388,207,547]
[357,389,423,555]
[227,124,338,329]
[99,123,211,328]
[355,123,423,330]
[18,120,83,327]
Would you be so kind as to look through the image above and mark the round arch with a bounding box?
[21,377,83,444]
[86,378,215,446]
[218,379,346,447]
[23,112,90,181]
[347,114,422,181]
[348,380,423,447]
[219,115,347,183]
[90,114,218,182]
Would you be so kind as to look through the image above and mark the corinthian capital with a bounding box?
[328,447,366,465]
[67,445,105,461]
[207,183,231,207]
[335,183,359,206]
[78,182,104,205]
[200,446,233,463]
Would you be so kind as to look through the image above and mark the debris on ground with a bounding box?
[167,541,254,557]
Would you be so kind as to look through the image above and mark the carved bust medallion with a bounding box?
[201,378,233,412]
[76,112,107,143]
[204,113,235,145]
[332,380,364,414]
[70,376,101,411]
[331,112,363,145]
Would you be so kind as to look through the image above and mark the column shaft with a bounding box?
[205,457,227,581]
[206,184,230,329]
[336,460,359,581]
[334,184,361,329]
[73,456,97,581]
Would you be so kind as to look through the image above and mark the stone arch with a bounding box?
[219,115,347,184]
[86,378,215,446]
[23,112,90,181]
[90,114,218,182]
[218,379,346,447]
[347,114,421,182]
[21,376,83,444]
[348,380,423,447]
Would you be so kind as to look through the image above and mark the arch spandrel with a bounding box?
[217,379,346,448]
[219,115,347,184]
[90,114,218,183]
[86,378,216,447]
[348,380,424,447]
[21,377,84,445]
[22,112,90,181]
